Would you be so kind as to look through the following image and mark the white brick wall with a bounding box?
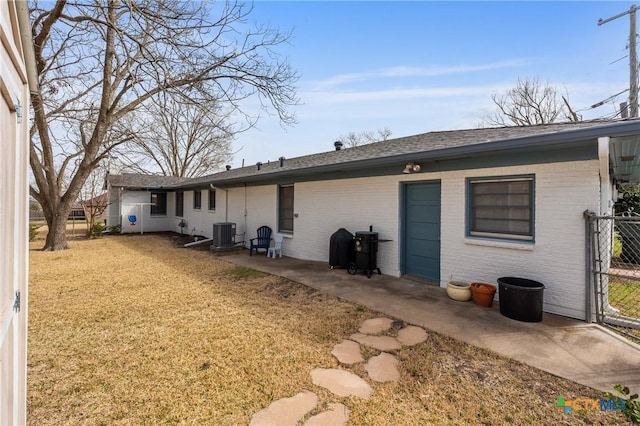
[291,176,404,274]
[440,160,600,319]
[222,185,277,247]
[290,159,599,319]
[114,158,600,319]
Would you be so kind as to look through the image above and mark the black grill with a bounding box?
[329,228,355,269]
[349,231,381,278]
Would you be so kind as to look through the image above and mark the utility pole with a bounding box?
[599,5,639,118]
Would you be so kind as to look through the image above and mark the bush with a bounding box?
[613,233,623,258]
[29,223,43,242]
[606,384,640,423]
[107,224,121,234]
[615,185,640,216]
[90,222,106,238]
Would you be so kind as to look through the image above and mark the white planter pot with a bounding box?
[447,280,471,302]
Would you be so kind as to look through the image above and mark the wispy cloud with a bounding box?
[311,59,536,89]
[302,84,504,104]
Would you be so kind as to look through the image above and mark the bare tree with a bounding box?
[28,0,298,250]
[338,127,392,148]
[118,92,233,177]
[483,77,580,127]
[78,166,108,238]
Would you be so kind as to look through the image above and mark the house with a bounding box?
[107,119,640,322]
[74,193,109,222]
[0,2,33,424]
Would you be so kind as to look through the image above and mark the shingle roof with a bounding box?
[187,120,620,185]
[109,119,640,189]
[108,173,188,189]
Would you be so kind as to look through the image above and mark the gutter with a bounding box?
[15,2,39,95]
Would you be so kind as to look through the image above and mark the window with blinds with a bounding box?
[468,176,534,241]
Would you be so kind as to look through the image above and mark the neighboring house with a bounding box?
[0,2,33,424]
[69,202,86,220]
[107,119,640,322]
[76,193,109,221]
[106,174,188,233]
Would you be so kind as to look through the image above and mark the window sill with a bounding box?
[279,232,294,238]
[464,238,534,251]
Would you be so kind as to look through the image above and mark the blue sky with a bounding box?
[229,1,636,167]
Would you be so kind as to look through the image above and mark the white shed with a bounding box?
[0,2,33,424]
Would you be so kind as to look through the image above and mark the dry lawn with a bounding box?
[28,232,629,425]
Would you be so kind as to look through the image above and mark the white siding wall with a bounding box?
[0,2,29,423]
[106,186,121,227]
[120,191,171,233]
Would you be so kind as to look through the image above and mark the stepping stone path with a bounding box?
[365,352,401,383]
[311,368,373,399]
[249,317,429,425]
[249,391,318,426]
[331,339,364,364]
[348,333,401,351]
[397,325,428,346]
[358,317,394,334]
[304,403,350,426]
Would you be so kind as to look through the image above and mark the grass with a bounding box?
[27,232,629,425]
[609,279,640,318]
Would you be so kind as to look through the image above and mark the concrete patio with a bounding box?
[223,252,640,395]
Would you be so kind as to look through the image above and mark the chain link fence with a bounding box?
[586,212,640,343]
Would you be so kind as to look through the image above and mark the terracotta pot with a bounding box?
[446,281,471,302]
[470,282,497,308]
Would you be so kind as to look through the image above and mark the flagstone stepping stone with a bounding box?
[304,402,351,426]
[397,325,428,346]
[249,391,318,426]
[349,333,401,351]
[310,368,373,399]
[331,339,364,364]
[358,317,394,335]
[365,352,400,383]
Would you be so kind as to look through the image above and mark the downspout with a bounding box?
[244,182,248,245]
[16,2,39,95]
[598,137,611,215]
[596,136,615,320]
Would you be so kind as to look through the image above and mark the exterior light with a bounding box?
[403,162,421,174]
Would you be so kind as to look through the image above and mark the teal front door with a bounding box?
[404,182,441,281]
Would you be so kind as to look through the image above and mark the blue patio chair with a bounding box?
[249,226,272,256]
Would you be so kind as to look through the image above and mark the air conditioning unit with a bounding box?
[213,222,236,248]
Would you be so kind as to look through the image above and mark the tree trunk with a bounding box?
[43,210,70,251]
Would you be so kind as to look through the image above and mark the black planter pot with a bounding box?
[497,277,545,323]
